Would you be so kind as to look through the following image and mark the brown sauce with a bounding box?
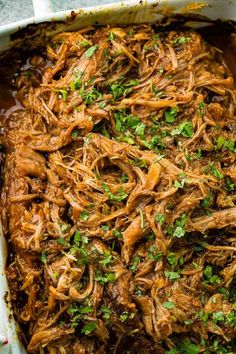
[207,33,236,81]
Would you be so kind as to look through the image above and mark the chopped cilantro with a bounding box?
[134,123,146,138]
[171,121,193,138]
[148,245,162,261]
[155,213,165,225]
[95,271,116,285]
[130,255,140,272]
[120,311,135,322]
[80,40,89,47]
[216,136,235,152]
[80,87,102,105]
[173,37,191,45]
[198,102,205,117]
[60,223,68,233]
[112,229,123,239]
[212,311,224,323]
[164,270,180,280]
[173,179,185,189]
[165,107,178,123]
[225,177,234,191]
[110,80,139,99]
[81,321,97,335]
[99,251,113,266]
[101,224,110,231]
[40,251,47,264]
[80,210,89,221]
[202,195,211,208]
[100,305,112,321]
[58,89,68,101]
[109,32,114,40]
[102,183,128,202]
[163,301,175,309]
[129,158,147,168]
[169,213,187,238]
[173,226,185,238]
[178,338,199,354]
[70,69,83,90]
[57,238,67,246]
[167,252,178,266]
[203,265,221,285]
[71,130,79,139]
[205,164,223,180]
[121,174,128,182]
[84,45,99,58]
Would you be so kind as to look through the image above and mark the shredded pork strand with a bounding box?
[0,24,236,354]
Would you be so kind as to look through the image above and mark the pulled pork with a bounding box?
[0,24,236,354]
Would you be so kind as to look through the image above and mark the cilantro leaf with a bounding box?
[205,164,224,180]
[81,321,97,335]
[163,301,175,309]
[130,255,140,272]
[102,183,128,202]
[40,251,47,264]
[164,270,180,280]
[80,210,89,221]
[58,89,68,101]
[173,37,191,45]
[155,213,165,225]
[178,339,199,354]
[84,45,99,58]
[171,121,193,138]
[165,107,178,123]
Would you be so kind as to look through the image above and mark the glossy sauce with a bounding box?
[0,31,236,125]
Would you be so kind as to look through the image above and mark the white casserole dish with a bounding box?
[0,1,235,353]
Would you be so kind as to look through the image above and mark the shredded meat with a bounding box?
[0,23,236,354]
